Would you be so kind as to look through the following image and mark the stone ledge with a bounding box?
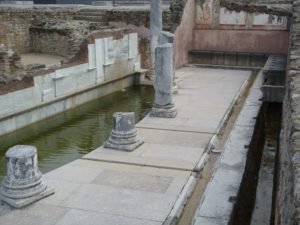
[192,71,263,225]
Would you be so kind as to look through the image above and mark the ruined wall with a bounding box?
[193,0,290,55]
[276,1,300,224]
[174,0,195,68]
[0,7,80,54]
[0,44,23,80]
[29,20,100,62]
[193,29,290,54]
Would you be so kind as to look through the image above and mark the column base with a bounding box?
[0,184,54,209]
[104,139,144,152]
[150,103,177,118]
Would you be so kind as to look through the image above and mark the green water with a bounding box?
[0,85,154,182]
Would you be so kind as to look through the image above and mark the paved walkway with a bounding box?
[0,67,251,225]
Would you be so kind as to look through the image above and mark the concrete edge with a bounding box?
[163,173,197,225]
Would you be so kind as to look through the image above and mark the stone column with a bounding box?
[158,31,178,94]
[150,43,177,118]
[150,0,163,80]
[0,145,54,208]
[104,112,143,151]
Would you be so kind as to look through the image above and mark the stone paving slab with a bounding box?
[0,159,190,225]
[137,68,251,134]
[83,142,205,170]
[137,128,212,148]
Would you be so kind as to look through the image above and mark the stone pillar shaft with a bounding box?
[150,0,163,79]
[150,43,177,118]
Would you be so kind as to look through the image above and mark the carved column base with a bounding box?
[150,103,177,118]
[0,145,54,208]
[104,112,144,151]
[0,183,54,209]
[104,129,143,151]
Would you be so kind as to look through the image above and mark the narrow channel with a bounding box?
[0,85,154,182]
[250,103,282,225]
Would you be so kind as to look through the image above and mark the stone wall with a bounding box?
[276,1,300,224]
[174,0,195,68]
[193,0,290,55]
[29,20,101,62]
[0,7,80,54]
[0,44,23,81]
[193,29,290,54]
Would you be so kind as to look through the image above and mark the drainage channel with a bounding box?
[0,85,154,182]
[230,102,281,225]
[250,103,282,225]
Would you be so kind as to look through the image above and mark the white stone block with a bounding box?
[104,37,114,66]
[14,88,37,111]
[55,75,77,97]
[95,39,105,82]
[0,118,16,134]
[42,88,55,102]
[55,64,88,79]
[0,93,14,116]
[42,73,55,90]
[54,64,89,97]
[115,35,129,59]
[88,44,96,70]
[129,33,138,59]
[76,70,95,90]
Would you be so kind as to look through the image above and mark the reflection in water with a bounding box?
[0,85,154,182]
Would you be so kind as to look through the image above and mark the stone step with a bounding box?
[73,15,107,23]
[188,50,268,67]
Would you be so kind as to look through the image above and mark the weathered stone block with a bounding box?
[104,112,143,151]
[0,145,54,208]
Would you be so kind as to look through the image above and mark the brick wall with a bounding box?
[0,7,79,54]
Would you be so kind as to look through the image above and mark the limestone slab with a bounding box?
[0,92,14,115]
[84,142,205,171]
[88,43,96,70]
[128,33,138,59]
[46,160,190,222]
[45,162,103,184]
[138,68,251,133]
[91,170,173,193]
[0,204,68,225]
[55,209,161,225]
[95,38,105,82]
[61,183,175,221]
[137,128,211,148]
